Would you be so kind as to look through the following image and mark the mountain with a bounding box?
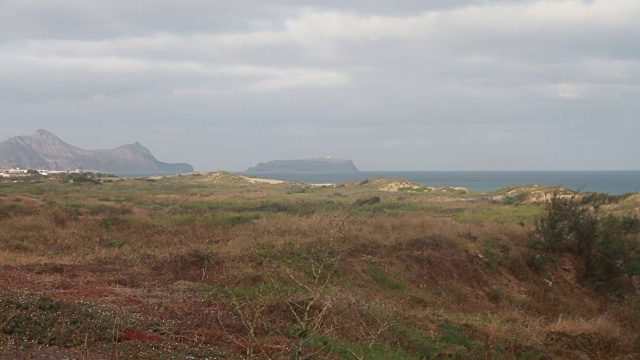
[0,129,193,175]
[247,157,359,172]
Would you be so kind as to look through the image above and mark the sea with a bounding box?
[238,171,640,195]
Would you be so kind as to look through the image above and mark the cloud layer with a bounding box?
[1,0,639,170]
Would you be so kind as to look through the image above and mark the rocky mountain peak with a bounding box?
[120,141,152,155]
[33,129,56,138]
[0,130,193,175]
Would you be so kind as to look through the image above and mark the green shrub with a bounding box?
[529,194,640,292]
[356,196,381,206]
[100,215,129,230]
[140,204,165,211]
[369,264,404,290]
[220,213,259,226]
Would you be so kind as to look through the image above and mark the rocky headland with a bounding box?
[0,129,193,175]
[247,157,359,172]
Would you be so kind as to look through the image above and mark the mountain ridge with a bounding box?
[0,130,193,175]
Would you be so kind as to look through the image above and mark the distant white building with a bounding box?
[48,170,82,175]
[0,168,45,178]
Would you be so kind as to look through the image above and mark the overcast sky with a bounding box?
[1,0,639,171]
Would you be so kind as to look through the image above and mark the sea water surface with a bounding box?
[239,171,640,195]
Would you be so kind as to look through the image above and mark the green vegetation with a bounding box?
[0,288,118,347]
[529,193,640,293]
[0,171,637,358]
[368,263,405,290]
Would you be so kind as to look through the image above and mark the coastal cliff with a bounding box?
[247,157,359,172]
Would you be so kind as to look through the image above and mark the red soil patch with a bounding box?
[55,285,116,302]
[122,329,163,344]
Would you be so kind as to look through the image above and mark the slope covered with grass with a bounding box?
[0,172,638,359]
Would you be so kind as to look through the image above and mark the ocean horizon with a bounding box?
[238,170,640,195]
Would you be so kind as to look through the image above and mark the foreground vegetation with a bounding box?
[0,172,639,359]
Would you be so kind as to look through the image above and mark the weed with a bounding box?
[0,288,120,347]
[140,204,165,211]
[106,239,127,249]
[368,264,405,291]
[100,215,128,230]
[355,196,381,206]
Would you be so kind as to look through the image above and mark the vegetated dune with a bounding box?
[0,172,638,359]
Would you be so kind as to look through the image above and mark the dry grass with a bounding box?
[547,315,622,338]
[0,174,638,359]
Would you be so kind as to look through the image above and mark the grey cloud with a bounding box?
[0,0,282,40]
[1,0,639,170]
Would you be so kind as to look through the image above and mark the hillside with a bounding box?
[247,157,359,172]
[0,129,193,175]
[0,173,638,358]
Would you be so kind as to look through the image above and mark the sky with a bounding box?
[1,0,639,171]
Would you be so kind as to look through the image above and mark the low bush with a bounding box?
[529,194,640,292]
[355,196,381,206]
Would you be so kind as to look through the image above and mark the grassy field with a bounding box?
[0,171,639,359]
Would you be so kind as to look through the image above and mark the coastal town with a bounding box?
[0,168,86,179]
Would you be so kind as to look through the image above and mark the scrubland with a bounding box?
[0,171,639,359]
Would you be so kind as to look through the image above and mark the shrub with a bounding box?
[356,196,381,206]
[529,194,640,292]
[63,173,101,184]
